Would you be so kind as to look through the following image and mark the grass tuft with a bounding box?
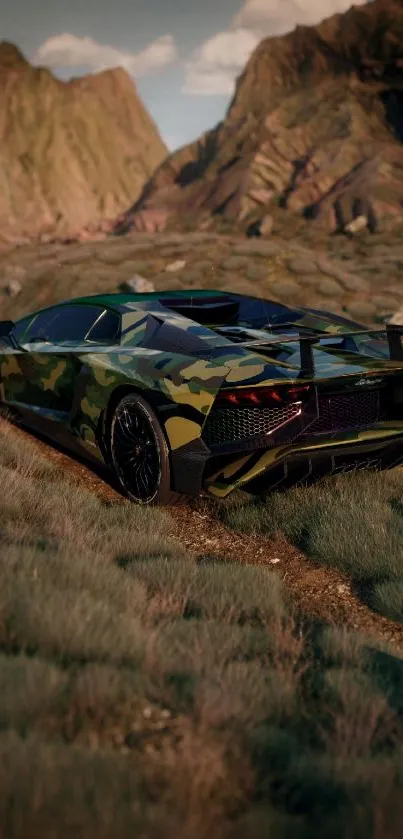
[220,470,403,620]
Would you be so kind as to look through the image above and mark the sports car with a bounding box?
[1,289,403,505]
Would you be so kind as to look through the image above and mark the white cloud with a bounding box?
[33,33,178,78]
[233,0,366,34]
[183,0,367,95]
[183,28,259,95]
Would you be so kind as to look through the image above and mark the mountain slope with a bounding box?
[116,0,403,236]
[0,42,167,241]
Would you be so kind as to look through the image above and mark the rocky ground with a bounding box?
[1,228,403,325]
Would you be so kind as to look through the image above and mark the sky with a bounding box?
[2,0,367,151]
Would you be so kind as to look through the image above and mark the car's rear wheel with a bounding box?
[110,393,182,506]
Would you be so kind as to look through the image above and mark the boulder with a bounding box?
[345,215,368,235]
[120,275,155,294]
[165,259,187,273]
[258,215,274,238]
[5,278,22,297]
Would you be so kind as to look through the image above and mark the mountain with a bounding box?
[0,42,167,242]
[115,0,403,237]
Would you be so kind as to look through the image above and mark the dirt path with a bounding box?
[7,420,403,652]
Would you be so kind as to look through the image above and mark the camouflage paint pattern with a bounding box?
[0,342,230,457]
[1,289,403,496]
[206,423,403,497]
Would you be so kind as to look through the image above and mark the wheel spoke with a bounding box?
[113,401,161,502]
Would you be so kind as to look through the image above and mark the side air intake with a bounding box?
[142,315,208,355]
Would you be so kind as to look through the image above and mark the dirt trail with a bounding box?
[7,420,403,652]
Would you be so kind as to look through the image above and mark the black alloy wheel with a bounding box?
[110,393,181,505]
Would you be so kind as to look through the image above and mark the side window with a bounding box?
[86,310,121,344]
[21,310,60,343]
[12,315,35,344]
[22,305,105,344]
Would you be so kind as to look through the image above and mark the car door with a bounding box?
[2,304,110,424]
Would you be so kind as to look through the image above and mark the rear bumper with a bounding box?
[170,422,403,498]
[203,425,403,498]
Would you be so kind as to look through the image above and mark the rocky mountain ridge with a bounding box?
[116,0,403,237]
[0,41,167,243]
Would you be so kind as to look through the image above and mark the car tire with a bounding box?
[110,392,183,506]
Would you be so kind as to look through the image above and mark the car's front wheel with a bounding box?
[110,393,181,505]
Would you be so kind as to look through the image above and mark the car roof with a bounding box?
[16,289,297,329]
[70,289,239,312]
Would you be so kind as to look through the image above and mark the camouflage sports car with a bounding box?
[1,289,403,505]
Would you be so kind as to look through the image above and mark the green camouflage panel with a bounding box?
[0,340,230,457]
[117,298,402,389]
[74,348,230,454]
[2,290,403,488]
[3,330,402,465]
[205,422,403,498]
[117,303,229,347]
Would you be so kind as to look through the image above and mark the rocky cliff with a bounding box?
[0,42,167,242]
[116,0,403,236]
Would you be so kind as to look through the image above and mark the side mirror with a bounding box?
[0,320,14,338]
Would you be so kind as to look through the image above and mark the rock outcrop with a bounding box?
[115,0,403,236]
[0,42,167,241]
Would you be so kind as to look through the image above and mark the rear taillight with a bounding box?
[215,384,311,408]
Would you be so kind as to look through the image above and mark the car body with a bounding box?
[1,288,403,504]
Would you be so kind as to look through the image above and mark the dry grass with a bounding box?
[2,423,403,837]
[220,469,403,621]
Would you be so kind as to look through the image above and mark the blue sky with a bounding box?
[2,0,367,151]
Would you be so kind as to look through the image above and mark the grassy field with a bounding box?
[219,469,403,623]
[2,422,403,837]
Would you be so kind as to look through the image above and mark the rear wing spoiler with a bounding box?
[240,325,403,376]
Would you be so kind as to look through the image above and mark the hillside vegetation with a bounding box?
[2,419,403,837]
